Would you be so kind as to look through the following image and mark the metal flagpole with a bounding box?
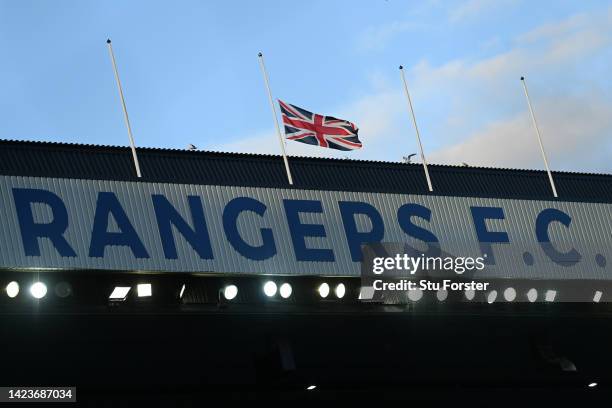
[106,39,142,178]
[520,76,558,198]
[399,65,433,192]
[257,52,293,185]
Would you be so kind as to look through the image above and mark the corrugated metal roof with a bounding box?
[0,138,610,203]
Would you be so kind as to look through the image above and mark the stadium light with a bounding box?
[593,291,603,303]
[223,284,238,300]
[436,289,448,301]
[358,286,375,300]
[55,282,72,298]
[527,288,538,302]
[318,282,330,298]
[263,281,277,297]
[487,290,498,304]
[334,283,346,299]
[30,282,47,299]
[137,283,152,297]
[465,289,475,301]
[407,288,423,302]
[306,385,317,391]
[109,286,131,301]
[503,287,516,302]
[5,281,19,298]
[179,284,186,299]
[545,290,557,302]
[588,382,598,388]
[279,283,292,299]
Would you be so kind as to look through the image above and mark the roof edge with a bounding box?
[0,137,610,178]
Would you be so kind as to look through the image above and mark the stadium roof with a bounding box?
[0,138,610,203]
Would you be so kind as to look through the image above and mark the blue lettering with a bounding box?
[536,208,581,267]
[338,201,384,262]
[152,194,213,260]
[471,206,509,243]
[470,206,509,264]
[397,203,440,257]
[223,197,276,260]
[283,199,334,262]
[89,192,149,258]
[12,188,76,257]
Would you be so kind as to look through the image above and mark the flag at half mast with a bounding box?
[279,100,362,151]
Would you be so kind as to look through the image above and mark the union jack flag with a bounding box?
[279,100,362,151]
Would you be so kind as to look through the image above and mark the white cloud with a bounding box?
[423,7,612,173]
[480,36,501,51]
[516,12,589,43]
[430,5,610,83]
[448,0,517,23]
[356,0,520,53]
[429,95,612,172]
[225,6,612,174]
[221,129,278,156]
[357,21,421,52]
[355,1,441,52]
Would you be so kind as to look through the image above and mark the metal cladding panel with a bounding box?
[0,176,611,279]
[0,139,611,202]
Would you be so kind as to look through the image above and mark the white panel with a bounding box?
[0,176,610,279]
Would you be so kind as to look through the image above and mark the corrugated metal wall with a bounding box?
[0,139,610,202]
[0,176,610,279]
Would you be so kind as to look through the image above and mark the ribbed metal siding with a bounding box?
[0,175,610,279]
[0,139,610,202]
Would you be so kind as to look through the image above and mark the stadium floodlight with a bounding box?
[179,284,186,299]
[334,283,346,299]
[223,285,238,300]
[436,289,448,302]
[527,288,538,302]
[358,286,375,300]
[30,282,47,299]
[306,385,317,391]
[503,287,516,302]
[593,291,603,303]
[279,283,292,299]
[6,281,19,298]
[137,283,152,297]
[263,281,277,297]
[407,288,423,302]
[109,286,131,301]
[588,382,598,388]
[54,282,72,298]
[318,283,330,298]
[464,289,475,300]
[545,290,557,302]
[487,290,498,304]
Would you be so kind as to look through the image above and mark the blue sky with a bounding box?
[0,0,610,173]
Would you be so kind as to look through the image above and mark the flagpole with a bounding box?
[399,65,433,192]
[520,76,558,198]
[258,52,294,185]
[106,39,142,178]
